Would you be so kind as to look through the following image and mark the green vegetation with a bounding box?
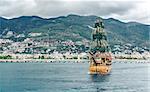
[0,55,12,59]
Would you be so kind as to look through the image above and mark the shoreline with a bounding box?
[0,58,149,63]
[0,59,88,63]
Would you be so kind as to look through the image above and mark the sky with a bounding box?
[0,0,149,24]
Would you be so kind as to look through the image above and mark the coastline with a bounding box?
[0,59,88,63]
[0,58,149,63]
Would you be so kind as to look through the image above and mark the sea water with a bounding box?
[0,61,149,92]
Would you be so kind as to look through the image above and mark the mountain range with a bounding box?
[0,14,149,47]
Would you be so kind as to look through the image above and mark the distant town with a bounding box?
[0,32,149,60]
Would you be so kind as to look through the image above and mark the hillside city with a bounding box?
[0,32,149,60]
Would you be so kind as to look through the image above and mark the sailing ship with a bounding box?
[89,18,112,75]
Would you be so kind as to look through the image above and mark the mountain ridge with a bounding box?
[1,15,149,25]
[0,14,149,47]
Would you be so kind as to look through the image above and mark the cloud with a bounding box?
[0,0,149,24]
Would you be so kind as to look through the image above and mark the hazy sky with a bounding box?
[0,0,149,24]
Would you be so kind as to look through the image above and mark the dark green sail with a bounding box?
[91,18,110,53]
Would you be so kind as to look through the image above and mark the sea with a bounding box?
[0,60,149,92]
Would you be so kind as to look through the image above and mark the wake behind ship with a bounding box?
[89,18,112,75]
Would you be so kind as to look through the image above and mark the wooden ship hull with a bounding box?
[89,52,112,75]
[89,65,111,75]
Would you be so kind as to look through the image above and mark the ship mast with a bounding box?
[91,18,110,53]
